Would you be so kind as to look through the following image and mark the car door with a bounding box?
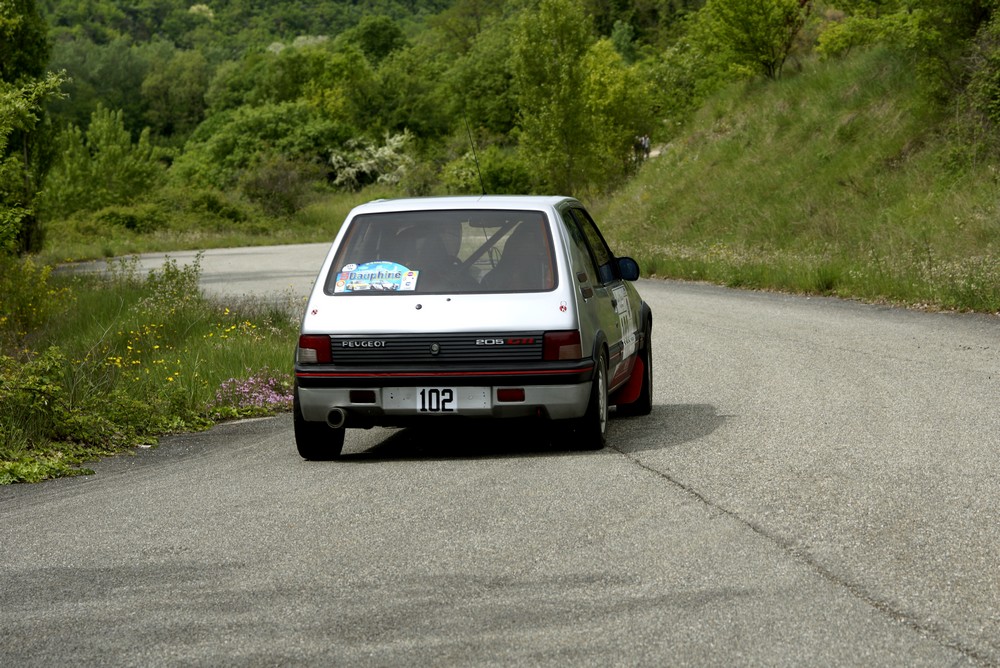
[563,207,639,389]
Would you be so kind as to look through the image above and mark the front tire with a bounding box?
[293,388,345,460]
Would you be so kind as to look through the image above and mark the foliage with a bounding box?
[0,0,49,83]
[581,39,656,185]
[598,47,1000,312]
[442,144,533,195]
[339,14,407,63]
[39,0,451,52]
[328,132,415,192]
[46,35,170,139]
[375,40,453,139]
[511,0,595,193]
[170,100,350,191]
[694,0,813,80]
[29,0,716,219]
[0,253,65,350]
[140,48,211,145]
[0,72,65,254]
[0,255,299,484]
[239,154,324,216]
[511,0,653,193]
[39,105,165,219]
[442,13,519,136]
[1,0,60,255]
[963,13,1000,132]
[298,44,380,133]
[816,1,995,97]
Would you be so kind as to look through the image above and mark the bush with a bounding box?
[0,254,67,353]
[94,203,165,233]
[442,145,534,195]
[239,154,323,216]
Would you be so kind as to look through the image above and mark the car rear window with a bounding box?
[325,210,557,295]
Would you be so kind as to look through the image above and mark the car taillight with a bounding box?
[298,335,332,364]
[543,330,583,361]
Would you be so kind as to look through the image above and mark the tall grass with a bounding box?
[0,254,299,484]
[595,47,1000,312]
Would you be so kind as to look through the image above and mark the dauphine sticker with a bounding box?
[334,261,419,293]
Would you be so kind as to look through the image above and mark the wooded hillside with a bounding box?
[3,0,1000,265]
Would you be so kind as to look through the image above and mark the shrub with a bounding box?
[0,254,67,353]
[238,154,323,215]
[94,203,165,233]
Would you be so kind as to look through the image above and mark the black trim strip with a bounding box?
[296,363,595,388]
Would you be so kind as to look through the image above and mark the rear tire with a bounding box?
[293,389,345,460]
[574,352,608,450]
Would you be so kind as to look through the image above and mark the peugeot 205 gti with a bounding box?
[294,196,653,459]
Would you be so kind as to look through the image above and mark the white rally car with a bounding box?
[294,196,652,459]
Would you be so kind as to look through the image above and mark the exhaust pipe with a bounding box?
[327,408,347,429]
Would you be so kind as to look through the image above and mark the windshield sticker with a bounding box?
[334,261,418,293]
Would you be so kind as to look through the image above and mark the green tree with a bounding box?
[446,16,520,136]
[512,0,652,193]
[511,0,596,193]
[0,73,65,253]
[47,36,172,140]
[141,48,211,144]
[300,44,380,135]
[39,105,165,218]
[375,42,452,139]
[581,38,654,183]
[696,0,812,79]
[816,0,993,99]
[170,101,351,191]
[340,15,407,64]
[1,0,56,254]
[427,0,501,54]
[0,0,49,83]
[611,19,638,62]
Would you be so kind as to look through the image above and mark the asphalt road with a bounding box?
[3,244,999,666]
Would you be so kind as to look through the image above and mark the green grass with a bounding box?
[592,47,1000,313]
[0,255,299,484]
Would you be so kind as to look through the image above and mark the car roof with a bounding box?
[348,195,578,216]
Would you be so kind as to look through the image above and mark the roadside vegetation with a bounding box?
[0,254,297,483]
[599,46,1000,312]
[4,0,1000,481]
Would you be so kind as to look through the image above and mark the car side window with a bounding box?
[567,208,616,284]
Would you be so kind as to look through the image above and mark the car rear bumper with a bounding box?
[295,362,594,426]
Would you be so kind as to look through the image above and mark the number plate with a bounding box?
[384,387,490,413]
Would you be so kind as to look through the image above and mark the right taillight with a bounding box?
[543,330,582,361]
[298,335,332,364]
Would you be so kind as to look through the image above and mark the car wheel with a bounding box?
[618,318,653,417]
[575,351,608,450]
[293,389,345,460]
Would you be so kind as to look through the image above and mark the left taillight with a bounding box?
[543,330,583,361]
[298,335,331,364]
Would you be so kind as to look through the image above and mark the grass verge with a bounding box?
[0,253,299,484]
[592,47,1000,314]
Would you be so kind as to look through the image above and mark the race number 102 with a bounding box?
[418,388,456,413]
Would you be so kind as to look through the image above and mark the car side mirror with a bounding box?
[617,256,640,281]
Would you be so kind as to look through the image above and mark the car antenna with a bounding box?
[464,117,487,196]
